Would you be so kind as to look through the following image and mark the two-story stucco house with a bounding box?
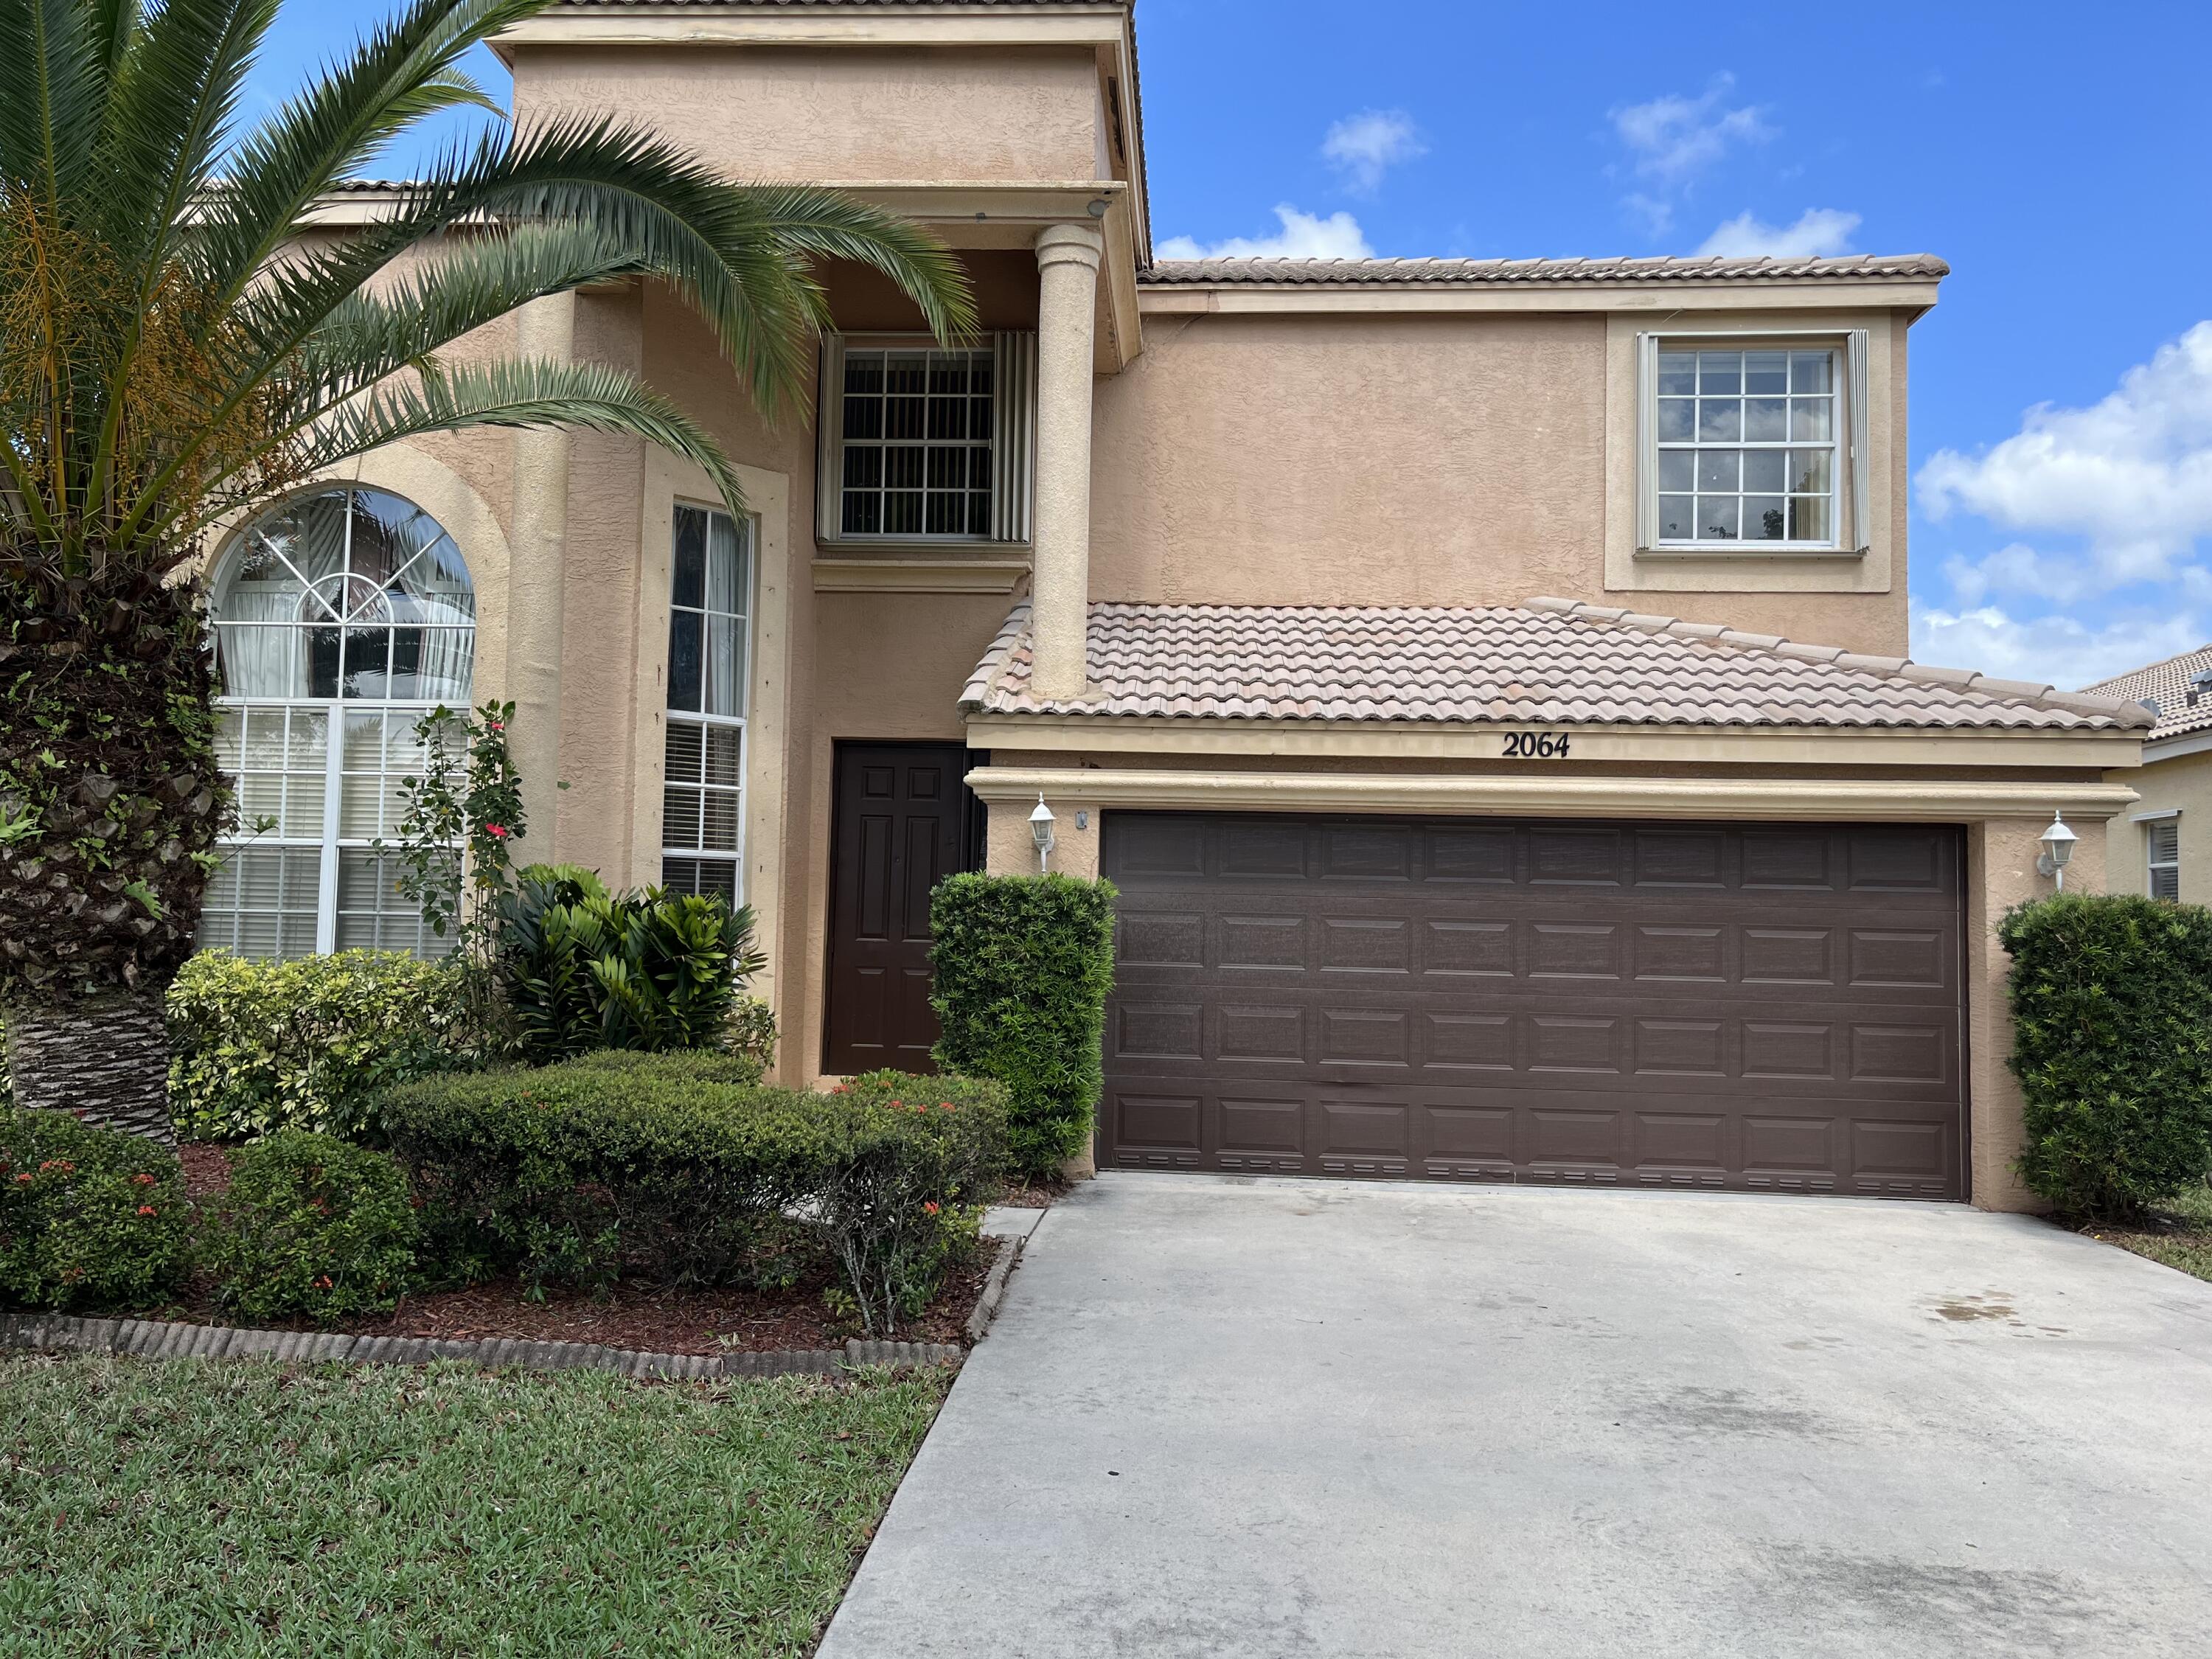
[198,0,2149,1212]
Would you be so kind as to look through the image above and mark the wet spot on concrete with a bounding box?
[1621,1385,1831,1439]
[1756,1544,2127,1656]
[1932,1293,2016,1323]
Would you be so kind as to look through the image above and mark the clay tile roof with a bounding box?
[2083,645,2212,742]
[1138,253,1949,288]
[960,599,2152,732]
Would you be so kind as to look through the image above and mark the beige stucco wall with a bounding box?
[509,44,1105,184]
[2107,749,2212,903]
[1088,307,1915,653]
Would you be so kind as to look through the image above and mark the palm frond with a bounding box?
[95,0,279,265]
[0,0,105,210]
[289,223,659,406]
[192,0,546,300]
[189,356,750,538]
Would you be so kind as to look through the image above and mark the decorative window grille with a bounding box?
[817,333,1036,543]
[202,487,473,959]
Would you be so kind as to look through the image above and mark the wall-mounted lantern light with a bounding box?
[1029,794,1057,873]
[2037,810,2079,890]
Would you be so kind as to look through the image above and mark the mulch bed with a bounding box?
[159,1143,992,1356]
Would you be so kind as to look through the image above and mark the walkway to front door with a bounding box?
[821,742,978,1076]
[820,1174,2212,1659]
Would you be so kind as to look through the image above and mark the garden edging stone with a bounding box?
[0,1309,964,1380]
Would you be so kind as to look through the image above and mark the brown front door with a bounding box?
[1102,813,1968,1201]
[822,742,980,1077]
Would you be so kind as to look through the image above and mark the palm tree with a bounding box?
[0,0,973,1141]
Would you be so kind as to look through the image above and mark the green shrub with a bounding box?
[2001,892,2212,1220]
[496,868,766,1062]
[204,1131,418,1324]
[168,950,481,1140]
[375,1057,1007,1334]
[0,1109,190,1310]
[929,872,1117,1178]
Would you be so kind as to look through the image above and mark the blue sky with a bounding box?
[263,0,2212,688]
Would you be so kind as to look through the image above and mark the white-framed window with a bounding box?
[816,332,1035,544]
[201,486,474,959]
[1637,331,1870,552]
[661,503,754,902]
[2148,817,2181,902]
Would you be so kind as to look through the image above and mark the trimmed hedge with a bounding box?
[0,1108,190,1310]
[928,872,1117,1178]
[375,1056,1007,1335]
[169,950,481,1140]
[2001,892,2212,1219]
[204,1131,419,1324]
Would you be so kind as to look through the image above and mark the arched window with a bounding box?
[201,487,476,959]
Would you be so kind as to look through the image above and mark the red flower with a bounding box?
[889,1100,903,1109]
[131,1173,156,1186]
[13,1174,31,1185]
[829,1084,848,1095]
[486,720,505,733]
[315,1276,334,1290]
[483,824,510,840]
[136,1206,156,1217]
[939,1102,954,1113]
[922,1202,940,1215]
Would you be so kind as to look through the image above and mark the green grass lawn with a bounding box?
[0,1354,950,1658]
[2092,1182,2212,1286]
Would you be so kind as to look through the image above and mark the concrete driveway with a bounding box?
[820,1174,2212,1659]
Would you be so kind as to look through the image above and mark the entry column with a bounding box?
[1029,223,1104,701]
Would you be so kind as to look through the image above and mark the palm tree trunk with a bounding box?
[2,992,175,1146]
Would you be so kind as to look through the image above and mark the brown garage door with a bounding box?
[1101,813,1966,1201]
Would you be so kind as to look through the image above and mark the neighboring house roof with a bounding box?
[960,599,2151,731]
[2082,645,2212,743]
[1139,254,1950,288]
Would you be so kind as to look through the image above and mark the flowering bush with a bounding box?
[0,1108,190,1310]
[202,1131,418,1324]
[375,1058,1006,1332]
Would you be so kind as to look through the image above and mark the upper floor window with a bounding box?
[201,486,475,959]
[661,503,754,902]
[1638,331,1870,554]
[816,332,1035,546]
[1657,348,1835,546]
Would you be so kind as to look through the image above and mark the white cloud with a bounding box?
[1322,109,1425,193]
[1610,75,1769,188]
[1910,602,2204,690]
[1155,206,1374,262]
[1696,206,1860,260]
[1918,321,2212,585]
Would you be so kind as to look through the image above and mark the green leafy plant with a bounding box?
[0,1107,189,1310]
[375,1057,1007,1332]
[0,0,973,1135]
[2001,892,2212,1220]
[497,868,766,1062]
[204,1130,419,1324]
[929,872,1118,1179]
[167,950,483,1140]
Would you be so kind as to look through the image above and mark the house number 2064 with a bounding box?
[1502,731,1572,758]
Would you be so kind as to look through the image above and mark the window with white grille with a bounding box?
[201,487,473,959]
[661,504,753,902]
[2149,818,2181,901]
[818,333,1034,543]
[1637,331,1871,553]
